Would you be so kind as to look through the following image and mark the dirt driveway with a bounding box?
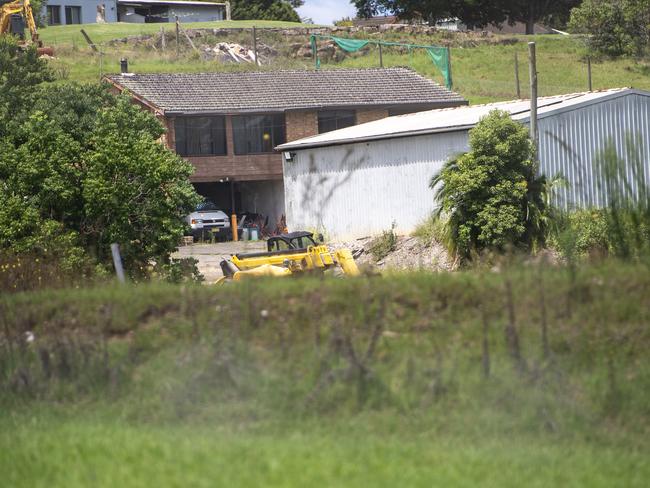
[173,241,266,283]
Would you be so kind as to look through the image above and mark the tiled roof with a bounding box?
[105,68,466,114]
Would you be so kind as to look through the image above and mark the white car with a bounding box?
[186,201,230,240]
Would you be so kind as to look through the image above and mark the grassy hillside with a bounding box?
[2,262,649,486]
[39,23,650,104]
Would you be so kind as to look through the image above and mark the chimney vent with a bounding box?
[120,58,128,74]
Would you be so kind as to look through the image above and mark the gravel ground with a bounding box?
[172,240,266,283]
[331,235,456,272]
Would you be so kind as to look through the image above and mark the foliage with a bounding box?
[368,222,397,260]
[154,257,205,283]
[0,36,54,138]
[0,41,201,279]
[231,0,301,22]
[568,0,650,57]
[352,0,580,33]
[2,264,650,486]
[431,110,552,260]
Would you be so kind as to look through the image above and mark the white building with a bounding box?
[278,88,650,240]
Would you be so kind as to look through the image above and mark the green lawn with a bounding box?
[3,414,648,488]
[42,25,650,103]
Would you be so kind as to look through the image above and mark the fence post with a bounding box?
[378,42,383,68]
[446,45,453,89]
[110,243,126,283]
[175,16,180,57]
[587,56,592,91]
[514,51,521,99]
[252,26,259,66]
[528,42,538,165]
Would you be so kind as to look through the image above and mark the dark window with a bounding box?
[47,6,61,25]
[65,6,82,25]
[318,110,356,134]
[232,114,285,155]
[174,116,227,157]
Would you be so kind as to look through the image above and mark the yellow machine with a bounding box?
[219,231,360,282]
[0,0,53,55]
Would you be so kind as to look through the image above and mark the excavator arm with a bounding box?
[1,0,42,46]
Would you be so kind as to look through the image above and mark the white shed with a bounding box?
[278,88,650,240]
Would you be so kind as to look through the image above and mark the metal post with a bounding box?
[514,51,521,99]
[230,180,238,242]
[378,42,383,68]
[252,26,258,66]
[110,243,126,283]
[528,42,538,165]
[587,56,592,91]
[175,16,180,56]
[160,26,165,51]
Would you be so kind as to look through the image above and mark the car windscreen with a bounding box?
[196,201,220,212]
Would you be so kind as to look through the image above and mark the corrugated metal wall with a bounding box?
[283,132,468,240]
[284,92,650,239]
[538,93,650,209]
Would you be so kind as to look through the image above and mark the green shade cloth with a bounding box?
[331,36,370,52]
[310,34,453,90]
[426,47,452,89]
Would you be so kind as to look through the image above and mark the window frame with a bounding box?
[174,116,228,157]
[47,5,61,26]
[64,6,82,25]
[231,113,286,156]
[317,109,357,134]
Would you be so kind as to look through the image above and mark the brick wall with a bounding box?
[286,110,318,142]
[356,108,389,124]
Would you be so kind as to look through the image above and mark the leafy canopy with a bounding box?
[568,0,650,57]
[0,38,200,276]
[352,1,580,33]
[431,110,550,260]
[230,1,302,22]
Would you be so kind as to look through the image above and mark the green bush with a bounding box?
[569,0,650,57]
[368,223,397,261]
[431,110,552,261]
[0,40,200,281]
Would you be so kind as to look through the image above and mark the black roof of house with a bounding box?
[105,68,467,115]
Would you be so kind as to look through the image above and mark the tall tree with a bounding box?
[230,0,302,22]
[352,1,580,34]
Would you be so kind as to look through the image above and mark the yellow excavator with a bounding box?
[0,0,53,55]
[218,231,360,282]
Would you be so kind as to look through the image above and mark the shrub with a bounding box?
[431,110,552,261]
[368,223,397,261]
[568,0,650,57]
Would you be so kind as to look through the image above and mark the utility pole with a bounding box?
[514,52,521,99]
[175,16,180,57]
[252,26,258,66]
[528,42,538,165]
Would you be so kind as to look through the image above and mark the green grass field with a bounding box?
[2,262,649,486]
[39,20,317,45]
[38,22,650,103]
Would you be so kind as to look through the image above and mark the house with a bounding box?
[117,0,229,23]
[278,88,650,240]
[43,0,230,26]
[105,67,467,228]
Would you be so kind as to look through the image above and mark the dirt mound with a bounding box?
[333,235,456,272]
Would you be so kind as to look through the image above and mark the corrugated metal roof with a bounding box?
[106,68,466,114]
[278,88,649,150]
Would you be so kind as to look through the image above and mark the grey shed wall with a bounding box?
[284,91,650,240]
[283,132,469,240]
[166,5,224,22]
[538,92,650,209]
